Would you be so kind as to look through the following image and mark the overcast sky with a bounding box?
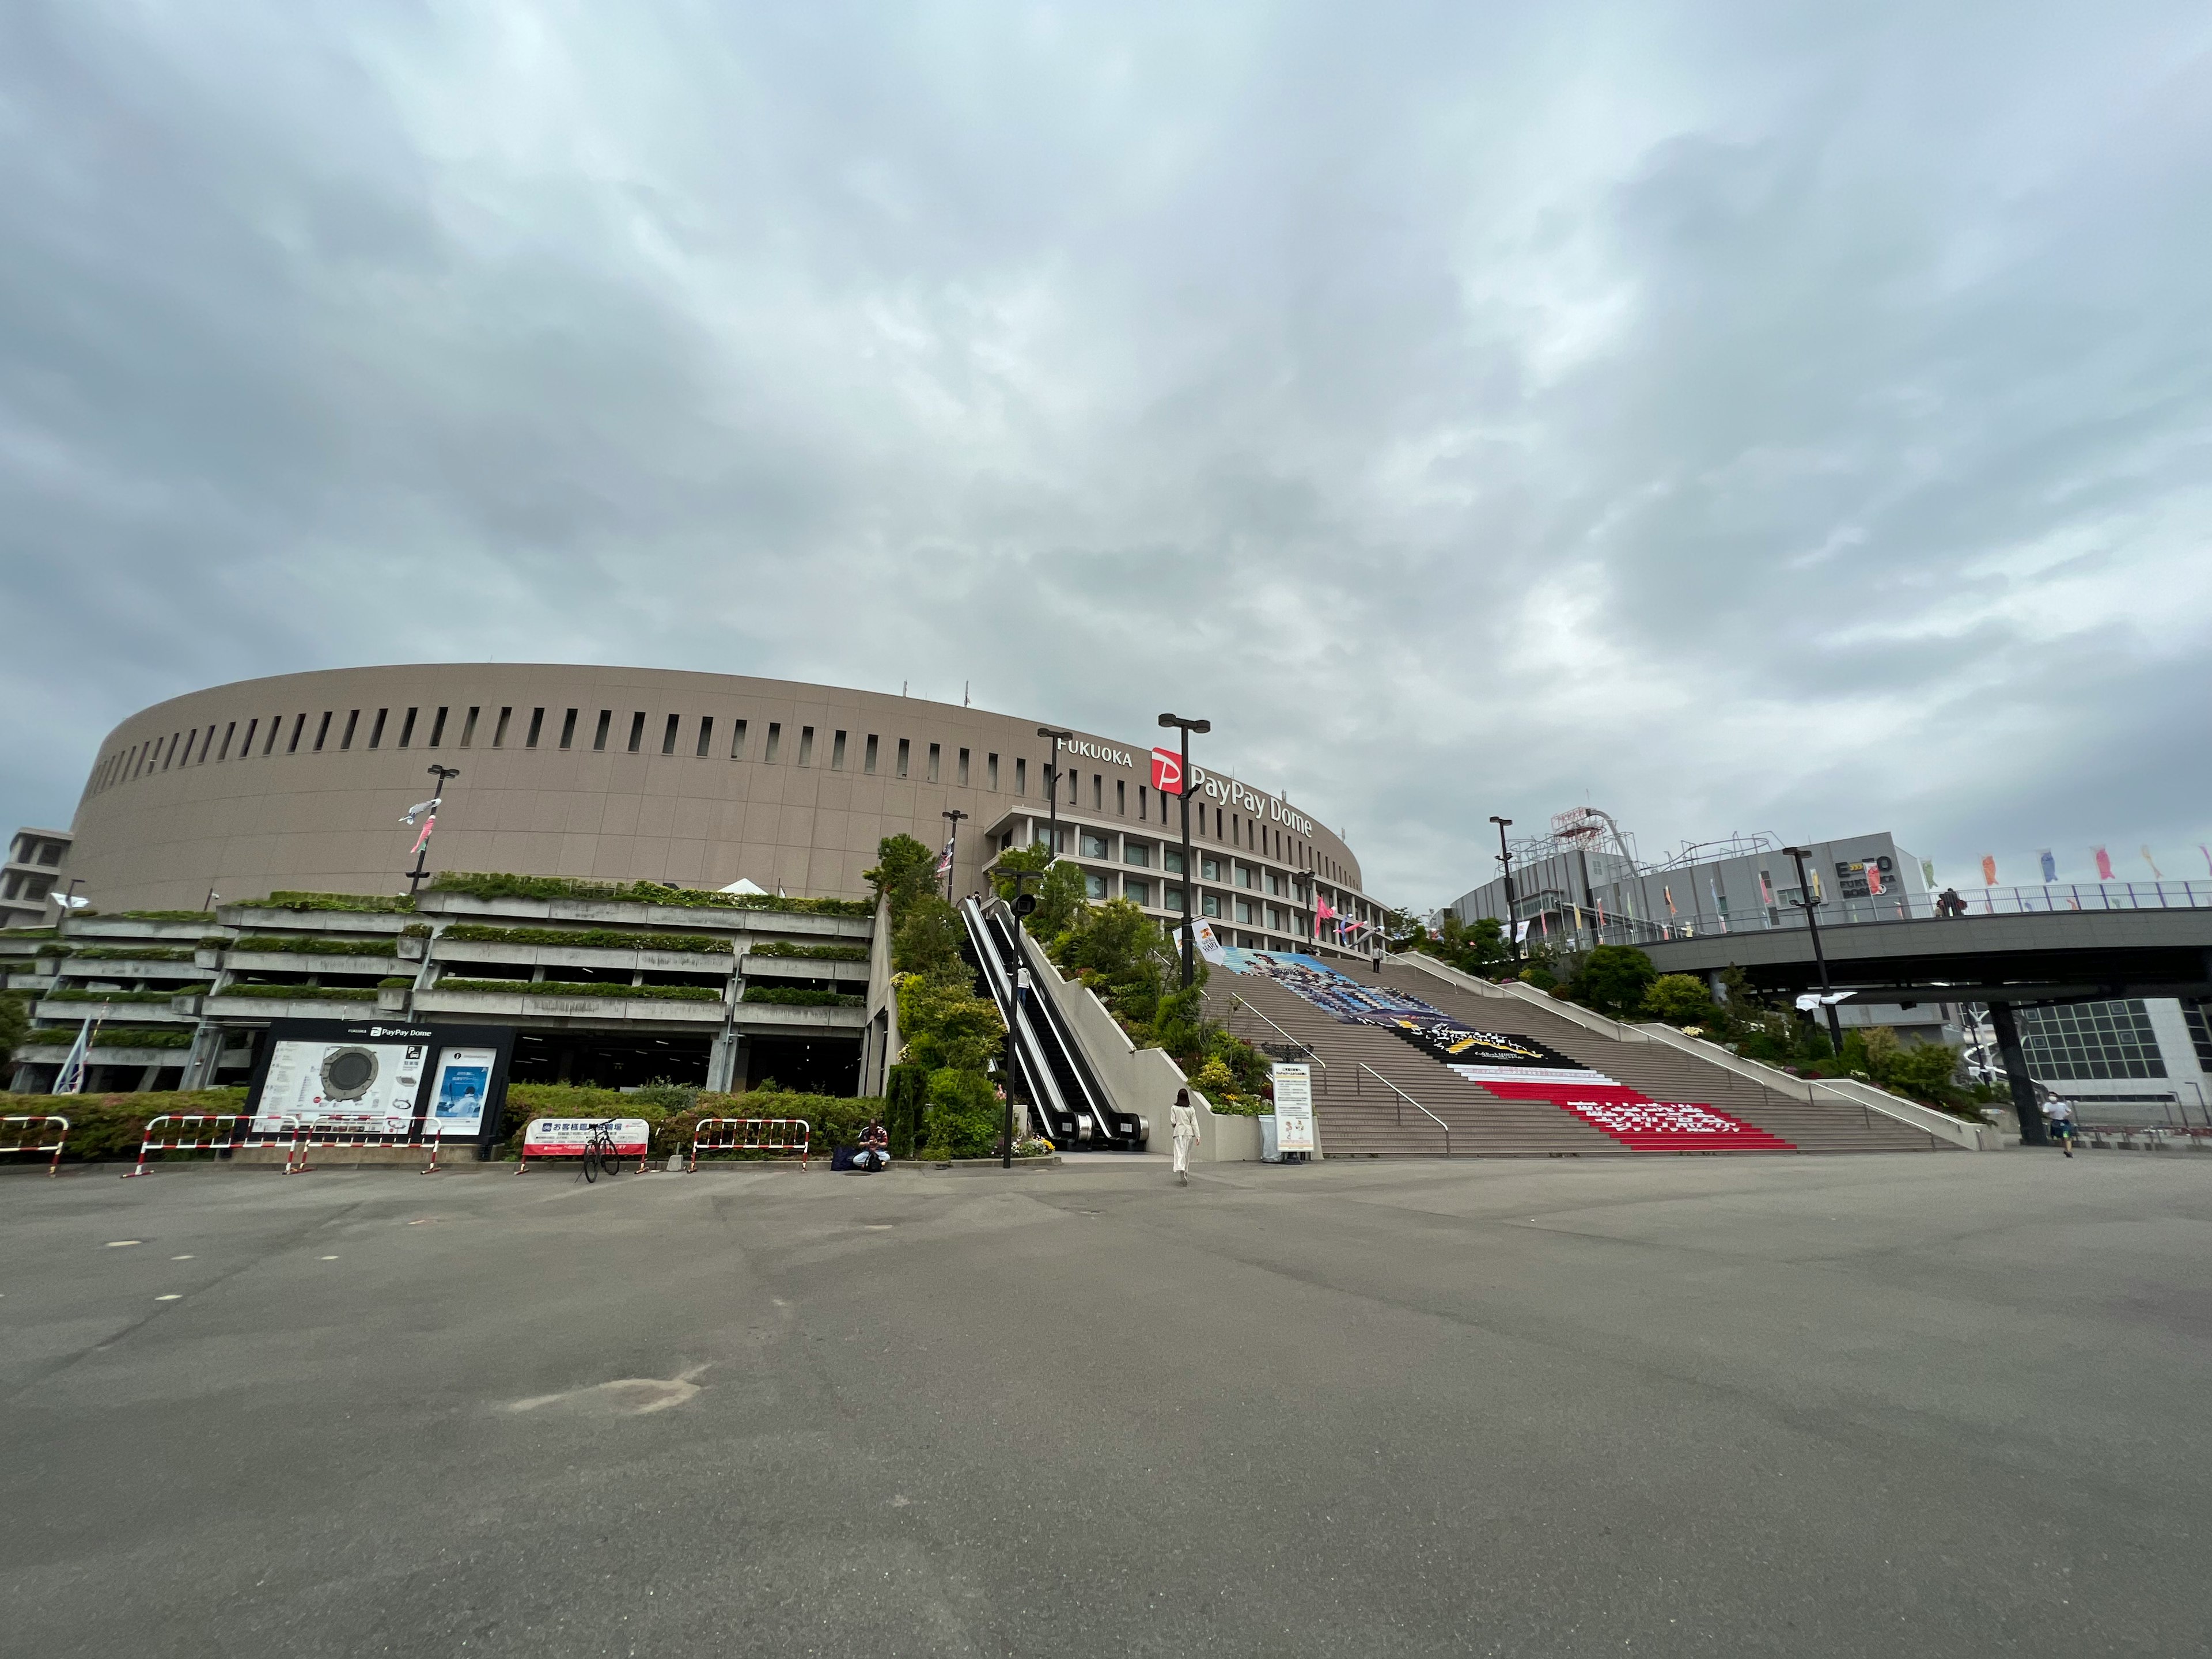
[5,1,2209,906]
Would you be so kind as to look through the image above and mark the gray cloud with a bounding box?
[5,0,2210,902]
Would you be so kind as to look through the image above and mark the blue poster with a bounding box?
[426,1048,495,1136]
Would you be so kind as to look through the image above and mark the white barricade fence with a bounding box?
[3,1114,70,1176]
[688,1117,812,1172]
[275,1113,460,1175]
[124,1113,300,1179]
[517,1117,652,1174]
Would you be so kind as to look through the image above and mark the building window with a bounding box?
[959,748,970,786]
[1202,892,1222,918]
[1081,832,1109,858]
[927,743,941,783]
[730,719,748,759]
[627,711,646,752]
[765,722,781,763]
[283,714,304,753]
[1235,900,1254,924]
[592,710,611,751]
[799,726,815,766]
[524,709,543,748]
[219,722,236,760]
[662,714,681,755]
[364,711,384,749]
[1164,849,1184,874]
[2184,1001,2212,1069]
[1124,842,1150,867]
[1267,872,1283,896]
[1138,785,1147,820]
[459,707,480,747]
[1236,865,1253,889]
[988,753,999,789]
[2019,1001,2167,1080]
[896,738,910,778]
[1085,873,1108,900]
[1090,775,1102,810]
[312,712,332,752]
[831,730,847,770]
[1166,887,1185,913]
[1016,757,1026,794]
[493,707,511,748]
[1202,856,1221,881]
[1116,779,1126,815]
[427,707,448,747]
[696,717,713,757]
[865,734,878,774]
[1126,878,1150,905]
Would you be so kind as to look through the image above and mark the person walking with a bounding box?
[2046,1097,2078,1158]
[1169,1086,1201,1186]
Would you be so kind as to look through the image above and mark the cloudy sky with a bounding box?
[5,1,2209,906]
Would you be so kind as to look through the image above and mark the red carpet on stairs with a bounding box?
[1467,1077,1797,1150]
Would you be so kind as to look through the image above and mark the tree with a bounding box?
[993,843,1087,940]
[1420,913,1512,977]
[896,972,1005,1073]
[1642,973,1716,1025]
[892,893,968,982]
[865,834,941,926]
[1054,898,1178,1027]
[1576,945,1657,1016]
[0,991,26,1070]
[1880,1040,1965,1107]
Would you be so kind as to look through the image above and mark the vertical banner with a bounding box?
[1192,919,1228,965]
[2039,850,2057,883]
[1980,854,1998,887]
[2093,846,2113,880]
[1271,1063,1315,1154]
[425,1047,498,1138]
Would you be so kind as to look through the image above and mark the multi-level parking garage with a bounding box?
[55,665,1384,954]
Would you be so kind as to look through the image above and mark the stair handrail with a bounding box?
[1219,994,1327,1085]
[1355,1062,1451,1157]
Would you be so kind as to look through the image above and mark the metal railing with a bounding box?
[1354,1062,1452,1156]
[1219,995,1328,1093]
[3,1114,69,1176]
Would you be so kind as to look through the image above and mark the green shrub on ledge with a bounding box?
[113,910,221,923]
[231,937,399,957]
[258,892,418,913]
[436,978,723,1002]
[740,987,866,1007]
[749,941,870,960]
[438,925,732,953]
[211,985,378,1001]
[70,946,202,961]
[14,1025,197,1051]
[429,872,872,916]
[47,988,209,1003]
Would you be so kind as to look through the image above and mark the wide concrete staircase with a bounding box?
[1374,961,1953,1155]
[1205,972,1620,1158]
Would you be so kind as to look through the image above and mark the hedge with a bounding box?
[0,927,59,940]
[503,1084,885,1159]
[69,946,199,961]
[13,1025,198,1051]
[430,872,873,916]
[0,1088,250,1162]
[211,985,378,1001]
[258,892,417,913]
[438,925,732,953]
[436,978,722,1002]
[750,941,870,961]
[112,910,221,923]
[231,937,399,957]
[741,986,864,1007]
[47,988,208,1003]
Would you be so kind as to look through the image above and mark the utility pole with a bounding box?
[1002,965,1027,1167]
[940,809,968,903]
[1782,844,1844,1054]
[1490,816,1516,965]
[1157,713,1211,988]
[1036,727,1073,866]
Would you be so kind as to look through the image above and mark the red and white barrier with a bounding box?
[3,1114,70,1176]
[276,1120,457,1175]
[517,1117,651,1175]
[123,1113,300,1178]
[688,1117,812,1172]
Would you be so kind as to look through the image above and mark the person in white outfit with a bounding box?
[1170,1086,1201,1185]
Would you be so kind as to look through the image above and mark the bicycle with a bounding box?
[582,1120,625,1183]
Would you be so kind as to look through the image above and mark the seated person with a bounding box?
[853,1118,891,1172]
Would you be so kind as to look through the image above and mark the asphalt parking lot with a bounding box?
[3,1149,2209,1657]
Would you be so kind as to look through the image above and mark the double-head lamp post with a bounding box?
[1782,844,1845,1054]
[1490,816,1516,964]
[405,765,461,895]
[1157,713,1210,988]
[1036,728,1073,865]
[941,809,968,903]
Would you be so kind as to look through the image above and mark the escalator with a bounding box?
[960,895,1149,1152]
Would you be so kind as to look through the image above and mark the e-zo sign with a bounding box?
[243,1019,516,1155]
[1146,747,1314,839]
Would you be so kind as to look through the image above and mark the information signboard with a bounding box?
[243,1020,516,1153]
[521,1118,652,1158]
[1271,1062,1315,1155]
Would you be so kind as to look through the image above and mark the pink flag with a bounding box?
[1866,862,1885,896]
[1316,896,1337,921]
[2093,846,2113,881]
[410,813,435,857]
[1979,854,1997,886]
[2199,844,2211,877]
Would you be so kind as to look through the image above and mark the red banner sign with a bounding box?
[1150,746,1184,796]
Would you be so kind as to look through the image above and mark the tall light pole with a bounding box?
[1490,816,1516,965]
[1158,713,1210,988]
[941,809,968,903]
[1036,726,1073,865]
[1782,844,1844,1055]
[404,766,461,896]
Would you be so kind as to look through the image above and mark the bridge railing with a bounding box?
[1510,880,2212,952]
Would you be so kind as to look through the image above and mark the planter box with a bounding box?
[377,987,410,1012]
[411,988,730,1024]
[200,994,381,1018]
[224,951,399,977]
[430,940,734,977]
[730,1002,869,1033]
[195,947,224,969]
[14,1044,195,1067]
[738,955,869,983]
[33,999,196,1024]
[397,936,425,960]
[412,892,872,941]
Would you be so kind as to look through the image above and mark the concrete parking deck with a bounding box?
[3,1153,2208,1656]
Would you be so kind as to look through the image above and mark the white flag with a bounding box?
[52,1018,95,1095]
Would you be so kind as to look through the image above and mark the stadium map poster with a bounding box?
[244,1020,516,1153]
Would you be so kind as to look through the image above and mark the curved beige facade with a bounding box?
[66,665,1377,951]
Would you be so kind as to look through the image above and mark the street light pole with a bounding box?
[1036,727,1073,865]
[404,765,461,896]
[941,809,968,903]
[1490,816,1516,965]
[1158,713,1211,988]
[1782,844,1844,1054]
